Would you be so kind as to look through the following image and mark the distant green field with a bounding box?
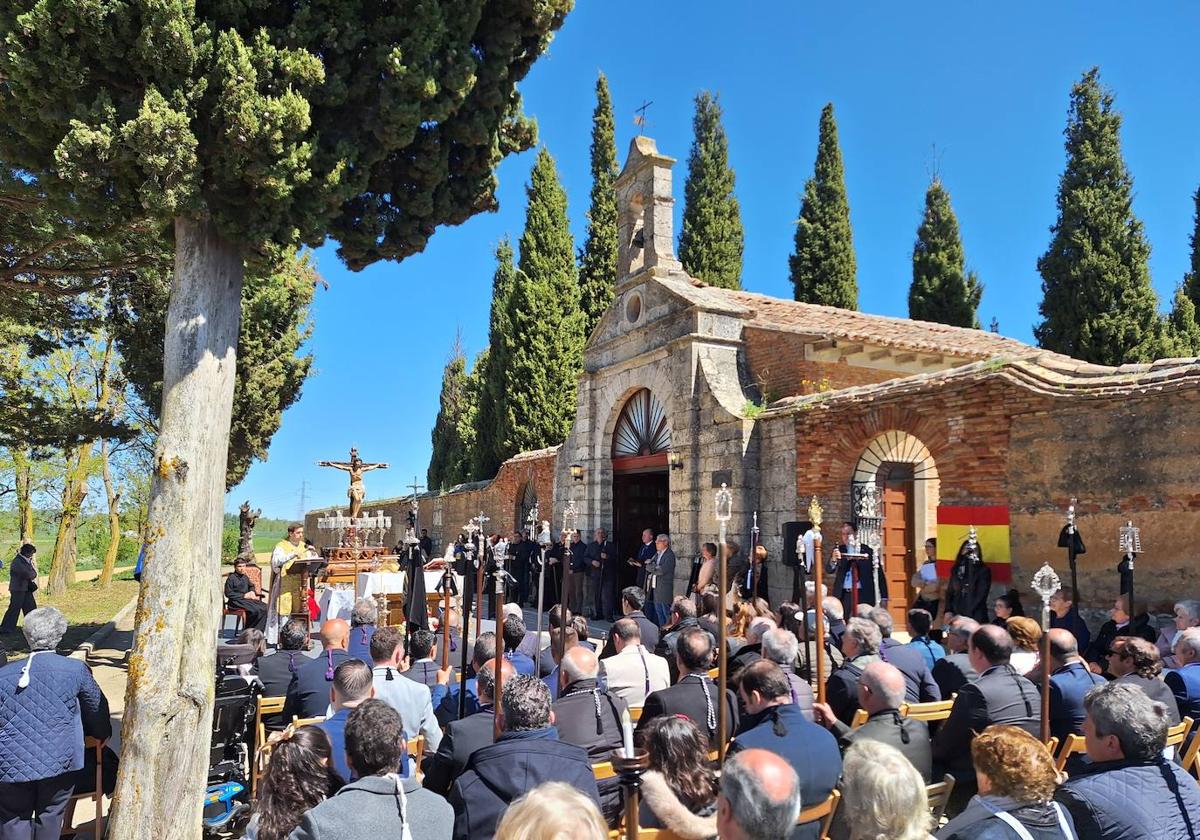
[0,511,140,573]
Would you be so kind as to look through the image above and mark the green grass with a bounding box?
[0,574,140,660]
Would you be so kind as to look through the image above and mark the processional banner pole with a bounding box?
[1031,561,1061,744]
[715,483,733,762]
[558,500,578,662]
[810,496,827,705]
[1119,520,1141,622]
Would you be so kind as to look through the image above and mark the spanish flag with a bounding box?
[936,506,1012,583]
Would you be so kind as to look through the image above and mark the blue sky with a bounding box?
[229,3,1200,519]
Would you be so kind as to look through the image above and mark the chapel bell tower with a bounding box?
[614,135,682,283]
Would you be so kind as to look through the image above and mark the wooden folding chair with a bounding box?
[707,667,720,680]
[1165,716,1194,756]
[795,789,840,840]
[292,715,327,728]
[252,696,287,797]
[926,773,956,824]
[628,705,644,722]
[592,760,617,781]
[1181,722,1200,777]
[607,829,684,840]
[406,734,426,781]
[1055,733,1087,772]
[850,708,869,728]
[62,737,104,837]
[900,698,955,722]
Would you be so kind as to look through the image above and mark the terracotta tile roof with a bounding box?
[712,285,1062,361]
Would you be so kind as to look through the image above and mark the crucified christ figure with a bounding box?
[317,447,389,519]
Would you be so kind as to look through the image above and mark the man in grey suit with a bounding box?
[289,699,453,840]
[369,625,442,753]
[644,534,676,626]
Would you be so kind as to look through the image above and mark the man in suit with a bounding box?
[1108,637,1181,725]
[369,625,442,753]
[599,587,659,658]
[400,627,442,687]
[644,533,676,626]
[932,624,1040,786]
[637,626,738,744]
[932,617,979,699]
[511,530,538,607]
[869,608,941,704]
[811,661,932,781]
[422,658,514,795]
[346,598,378,665]
[433,632,495,726]
[285,619,355,720]
[599,617,670,708]
[501,614,536,677]
[553,646,628,821]
[656,598,707,682]
[255,619,310,729]
[318,659,375,782]
[291,701,452,840]
[630,528,656,591]
[449,675,601,840]
[1166,626,1200,721]
[821,596,847,651]
[760,628,815,721]
[825,617,882,725]
[1047,627,1106,742]
[732,661,841,840]
[1,543,39,633]
[830,522,887,616]
[586,528,619,621]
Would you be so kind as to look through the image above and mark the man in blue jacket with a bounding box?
[317,659,379,782]
[1046,628,1105,742]
[449,674,600,840]
[732,660,842,840]
[1166,626,1200,721]
[1056,680,1200,839]
[1,543,39,634]
[0,607,111,837]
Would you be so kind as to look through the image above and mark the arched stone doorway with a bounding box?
[610,388,671,590]
[515,481,538,537]
[851,430,940,627]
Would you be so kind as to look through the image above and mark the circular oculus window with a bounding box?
[624,291,643,326]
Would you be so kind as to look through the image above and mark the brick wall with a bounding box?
[744,327,904,399]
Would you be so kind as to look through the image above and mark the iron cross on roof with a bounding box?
[634,100,653,134]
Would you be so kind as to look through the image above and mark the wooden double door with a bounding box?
[612,470,669,591]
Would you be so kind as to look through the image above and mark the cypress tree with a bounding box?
[1184,186,1200,308]
[578,72,619,337]
[428,334,477,491]
[678,91,744,290]
[1159,286,1200,357]
[499,148,585,456]
[473,238,517,478]
[909,178,982,327]
[790,103,858,308]
[1035,68,1160,365]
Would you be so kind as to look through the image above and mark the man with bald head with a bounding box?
[422,657,516,795]
[811,660,932,781]
[933,624,1040,788]
[285,618,354,720]
[553,645,628,820]
[717,748,802,840]
[1047,626,1105,741]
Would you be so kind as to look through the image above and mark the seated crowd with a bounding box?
[228,578,1200,840]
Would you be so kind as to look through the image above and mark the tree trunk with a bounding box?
[100,439,122,588]
[46,443,89,596]
[13,449,34,543]
[109,218,244,840]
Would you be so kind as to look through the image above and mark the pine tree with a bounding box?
[578,72,619,337]
[1159,286,1200,357]
[427,334,477,491]
[678,91,744,290]
[909,178,982,327]
[1035,68,1160,365]
[1184,186,1200,308]
[790,103,858,308]
[473,239,517,478]
[499,148,585,456]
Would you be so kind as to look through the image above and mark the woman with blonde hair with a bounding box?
[494,781,608,840]
[1006,616,1042,675]
[937,725,1077,839]
[841,739,934,840]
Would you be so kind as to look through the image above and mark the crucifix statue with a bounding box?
[317,447,389,520]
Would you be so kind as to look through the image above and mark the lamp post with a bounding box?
[1031,562,1062,743]
[809,496,827,704]
[715,482,733,762]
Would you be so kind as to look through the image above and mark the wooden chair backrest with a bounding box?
[926,773,956,824]
[65,737,105,839]
[1055,733,1087,772]
[707,667,720,680]
[293,715,327,729]
[406,735,425,757]
[850,708,869,729]
[899,698,955,721]
[1165,716,1194,751]
[796,789,840,839]
[608,829,684,840]
[629,705,644,722]
[252,695,287,797]
[1181,721,1200,777]
[593,760,616,781]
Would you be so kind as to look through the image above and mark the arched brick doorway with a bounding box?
[611,388,670,590]
[851,431,940,628]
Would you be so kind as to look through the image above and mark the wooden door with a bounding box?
[881,466,915,628]
[612,471,669,590]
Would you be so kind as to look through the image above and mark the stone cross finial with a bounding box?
[614,136,682,281]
